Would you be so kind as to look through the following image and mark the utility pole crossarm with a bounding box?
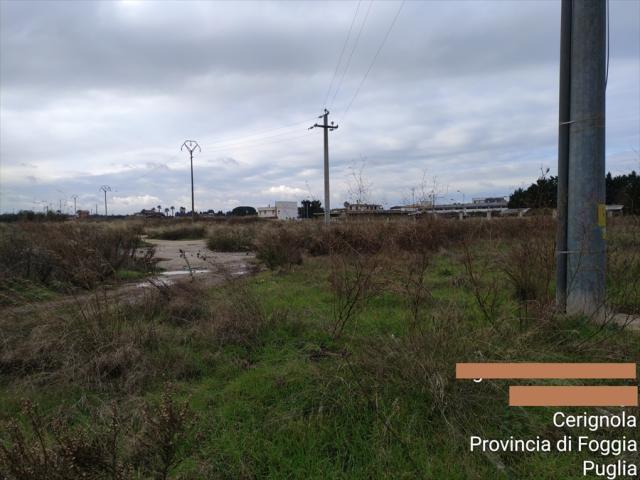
[310,124,339,130]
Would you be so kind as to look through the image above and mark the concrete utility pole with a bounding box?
[100,185,111,216]
[557,0,607,317]
[310,109,338,225]
[181,140,201,222]
[556,0,572,312]
[71,194,79,215]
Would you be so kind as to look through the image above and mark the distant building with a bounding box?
[344,202,383,212]
[472,197,508,206]
[606,204,624,217]
[135,209,165,218]
[389,201,432,213]
[257,201,298,220]
[258,206,276,218]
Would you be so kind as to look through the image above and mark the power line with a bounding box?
[323,0,362,108]
[205,130,314,154]
[129,132,313,185]
[205,118,314,148]
[605,0,610,89]
[329,0,374,109]
[341,0,405,121]
[204,128,311,152]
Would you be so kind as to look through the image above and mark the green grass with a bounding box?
[1,243,639,478]
[115,269,148,281]
[0,278,60,307]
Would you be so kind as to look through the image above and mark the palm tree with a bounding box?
[170,206,175,217]
[157,204,161,212]
[164,207,169,216]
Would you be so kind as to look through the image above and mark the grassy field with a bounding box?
[0,216,639,479]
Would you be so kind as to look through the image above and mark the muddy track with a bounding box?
[2,239,256,318]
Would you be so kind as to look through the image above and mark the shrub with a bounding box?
[461,237,505,328]
[206,225,255,252]
[0,222,152,292]
[205,279,274,347]
[131,390,193,480]
[497,217,555,306]
[146,224,206,240]
[0,391,193,480]
[327,231,386,339]
[254,225,304,270]
[0,291,161,391]
[607,216,640,316]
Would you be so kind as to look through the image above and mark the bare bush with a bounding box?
[254,224,304,271]
[205,279,274,347]
[461,238,504,328]
[328,235,385,339]
[206,225,256,252]
[0,391,193,480]
[132,390,193,480]
[351,307,486,415]
[399,251,432,330]
[607,216,640,317]
[0,223,152,293]
[496,217,556,325]
[1,287,173,392]
[0,400,129,480]
[146,224,207,240]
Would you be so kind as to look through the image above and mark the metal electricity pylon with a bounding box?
[181,140,201,222]
[71,194,79,215]
[99,185,111,216]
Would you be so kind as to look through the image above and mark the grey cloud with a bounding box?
[1,0,638,214]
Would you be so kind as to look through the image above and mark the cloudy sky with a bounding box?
[1,0,638,214]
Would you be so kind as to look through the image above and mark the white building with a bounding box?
[257,201,298,220]
[257,206,277,219]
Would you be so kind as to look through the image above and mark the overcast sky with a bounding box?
[1,0,638,214]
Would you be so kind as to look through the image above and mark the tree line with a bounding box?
[508,170,640,215]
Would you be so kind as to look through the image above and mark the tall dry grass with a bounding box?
[0,389,193,480]
[0,222,152,298]
[0,276,281,394]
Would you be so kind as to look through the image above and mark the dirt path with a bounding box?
[3,239,256,317]
[148,238,253,275]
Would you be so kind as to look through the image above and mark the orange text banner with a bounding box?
[509,386,639,407]
[456,363,637,380]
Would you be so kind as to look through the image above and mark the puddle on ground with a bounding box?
[136,278,175,288]
[161,269,210,276]
[135,265,250,289]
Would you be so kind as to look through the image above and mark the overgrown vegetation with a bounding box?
[206,224,256,252]
[146,224,207,241]
[1,216,639,479]
[0,390,192,480]
[0,222,153,305]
